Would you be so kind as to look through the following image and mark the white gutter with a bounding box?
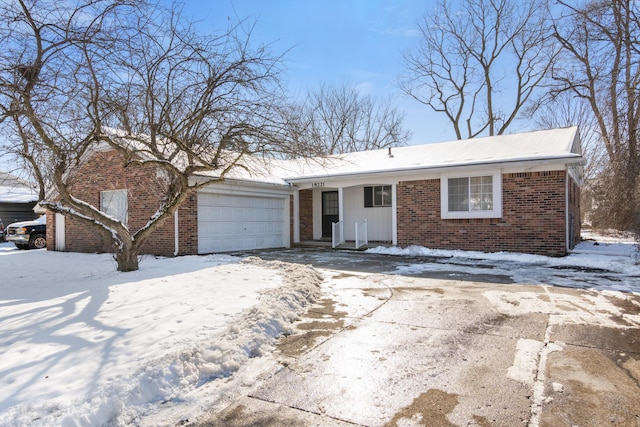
[283,155,585,184]
[174,210,179,256]
[391,184,398,246]
[190,175,291,190]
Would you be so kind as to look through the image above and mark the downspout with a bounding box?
[565,171,569,253]
[391,183,398,246]
[338,186,344,222]
[174,210,179,256]
[293,188,300,244]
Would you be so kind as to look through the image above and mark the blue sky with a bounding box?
[179,0,455,145]
[0,1,451,176]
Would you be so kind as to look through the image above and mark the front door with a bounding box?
[321,191,339,238]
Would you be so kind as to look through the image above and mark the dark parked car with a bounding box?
[5,215,46,249]
[0,217,4,242]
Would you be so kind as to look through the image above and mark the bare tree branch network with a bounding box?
[0,0,291,271]
[534,92,605,224]
[399,0,556,139]
[551,0,640,232]
[285,82,411,156]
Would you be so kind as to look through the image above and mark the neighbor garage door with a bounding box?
[197,192,288,253]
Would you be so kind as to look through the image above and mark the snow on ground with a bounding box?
[367,233,638,273]
[0,246,322,426]
[0,232,638,427]
[367,233,640,293]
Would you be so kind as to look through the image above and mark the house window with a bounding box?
[448,176,493,211]
[364,185,391,207]
[100,189,128,225]
[441,172,502,219]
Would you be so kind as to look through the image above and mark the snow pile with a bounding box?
[0,250,322,427]
[367,238,640,276]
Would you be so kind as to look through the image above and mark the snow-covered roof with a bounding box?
[196,154,290,186]
[0,172,39,203]
[92,128,290,187]
[80,127,582,187]
[278,127,582,181]
[0,186,39,203]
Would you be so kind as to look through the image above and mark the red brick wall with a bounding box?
[177,194,198,255]
[46,213,56,250]
[47,149,197,256]
[299,189,313,241]
[396,171,570,256]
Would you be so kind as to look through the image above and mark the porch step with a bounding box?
[296,241,390,251]
[296,240,333,248]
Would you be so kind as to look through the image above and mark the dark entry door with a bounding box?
[321,191,339,238]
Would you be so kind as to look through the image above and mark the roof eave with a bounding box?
[191,174,292,191]
[283,154,584,184]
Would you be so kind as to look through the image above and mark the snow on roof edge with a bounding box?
[282,153,583,182]
[0,185,39,203]
[62,126,585,188]
[280,126,582,182]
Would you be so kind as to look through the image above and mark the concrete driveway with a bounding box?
[194,250,640,426]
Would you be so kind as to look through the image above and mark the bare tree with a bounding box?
[0,0,290,271]
[552,0,640,232]
[534,92,606,225]
[400,0,556,139]
[289,83,410,156]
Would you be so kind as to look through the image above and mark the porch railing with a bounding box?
[355,219,368,249]
[332,220,345,248]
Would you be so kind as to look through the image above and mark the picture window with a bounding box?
[440,172,502,219]
[447,176,493,212]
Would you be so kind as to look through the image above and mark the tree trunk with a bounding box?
[115,243,140,272]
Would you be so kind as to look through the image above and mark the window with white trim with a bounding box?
[100,189,128,225]
[364,185,392,207]
[441,172,502,219]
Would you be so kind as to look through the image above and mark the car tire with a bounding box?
[29,234,47,249]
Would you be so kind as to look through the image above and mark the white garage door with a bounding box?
[197,192,287,253]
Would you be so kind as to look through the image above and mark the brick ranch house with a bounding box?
[46,126,584,257]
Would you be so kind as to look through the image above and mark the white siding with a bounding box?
[343,186,392,242]
[309,186,393,242]
[312,190,322,240]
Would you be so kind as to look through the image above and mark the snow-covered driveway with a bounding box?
[237,235,640,293]
[196,245,640,427]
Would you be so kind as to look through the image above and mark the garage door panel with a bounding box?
[198,193,287,253]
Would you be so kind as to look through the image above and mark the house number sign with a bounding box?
[312,182,325,188]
